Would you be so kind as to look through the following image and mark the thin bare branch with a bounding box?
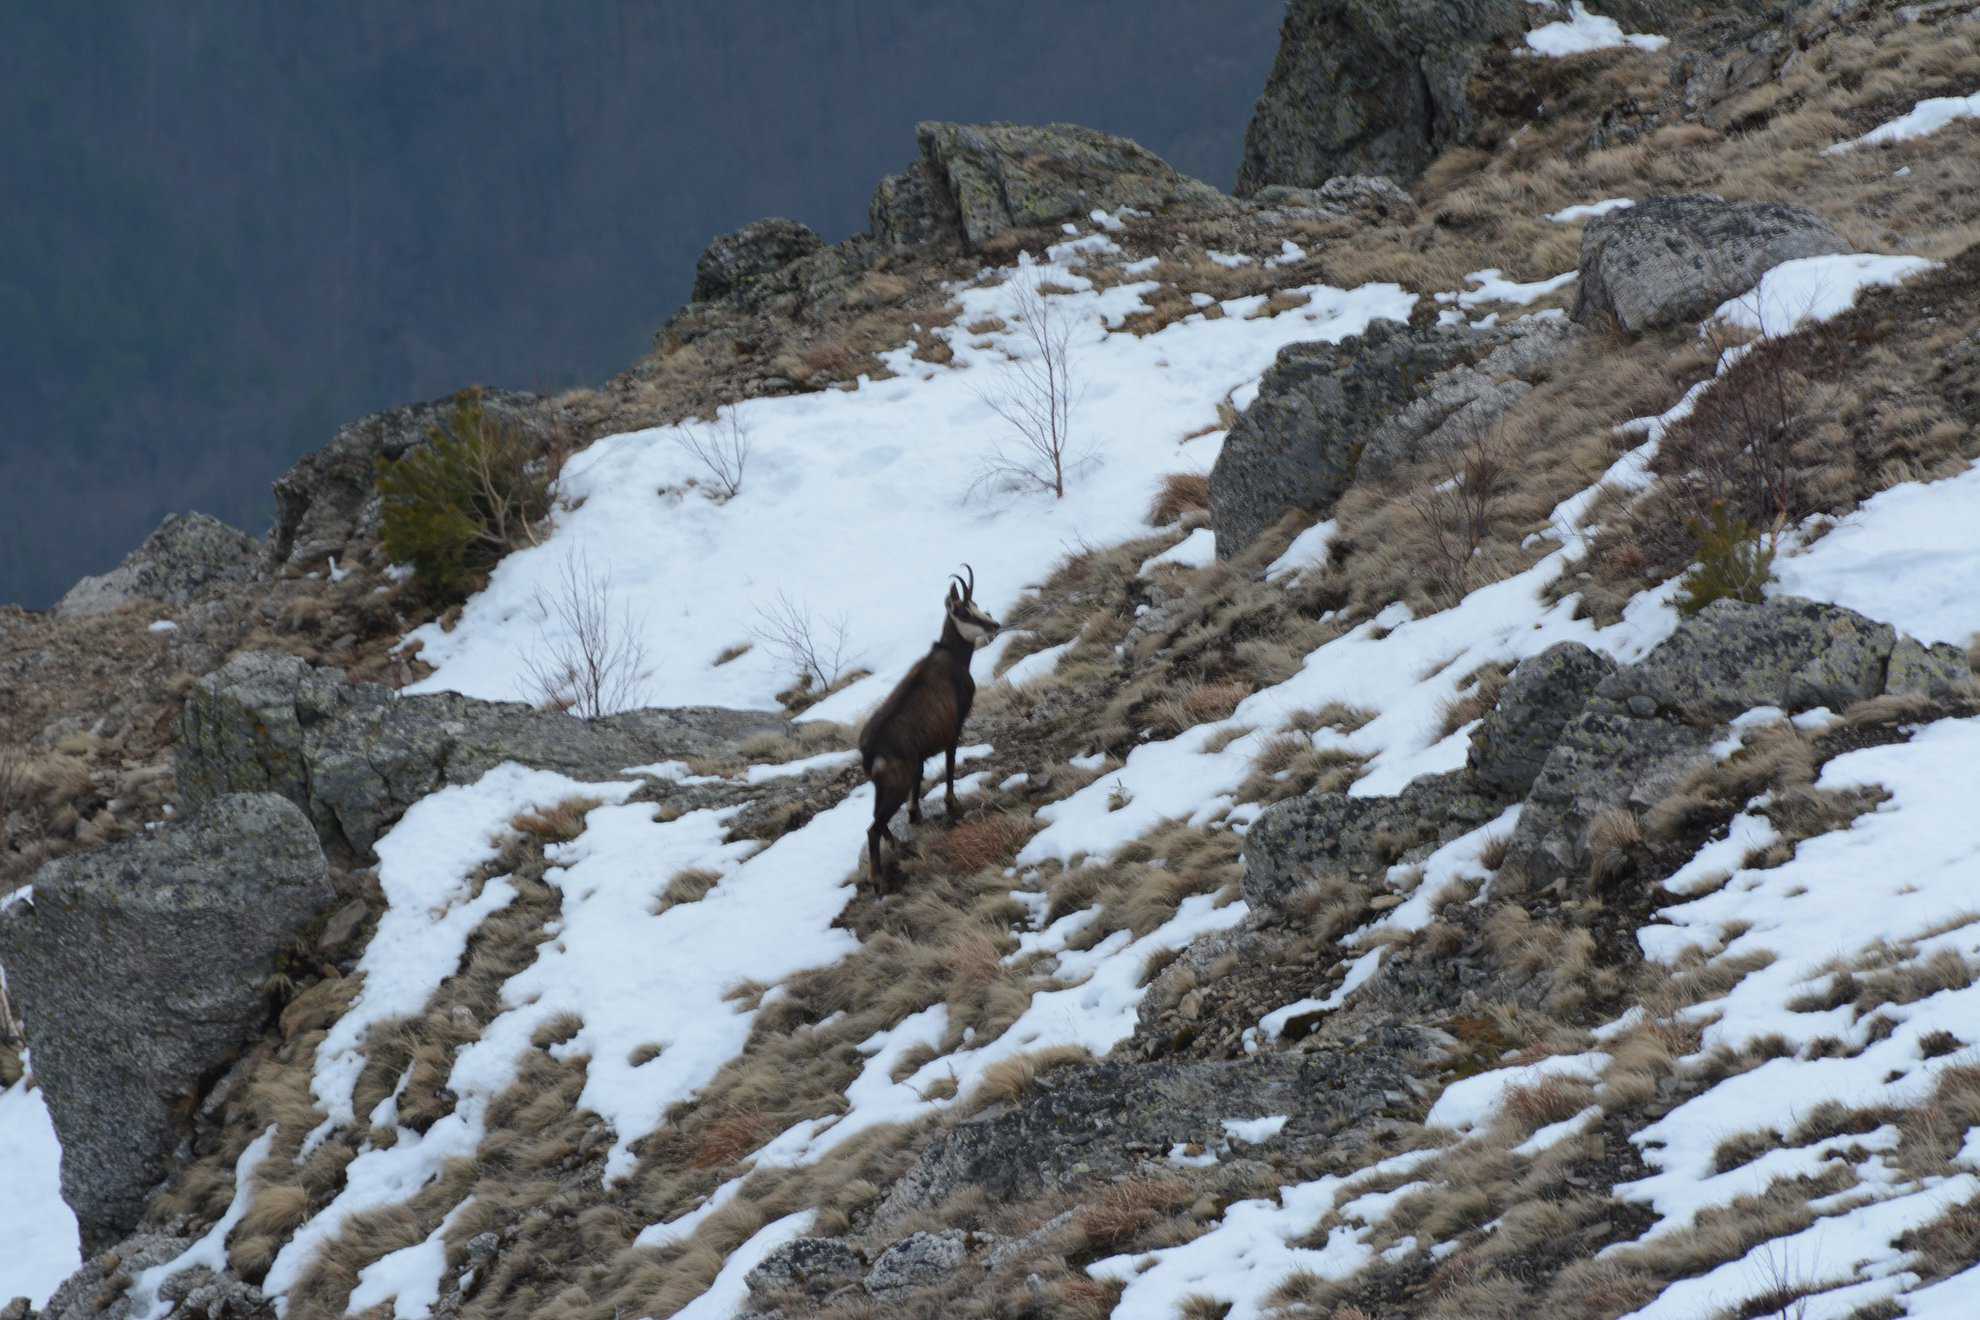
[752,590,855,690]
[520,550,650,719]
[971,276,1088,500]
[675,410,752,500]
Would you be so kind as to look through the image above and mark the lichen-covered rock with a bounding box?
[1614,597,1896,719]
[873,121,1231,251]
[874,1043,1424,1226]
[863,1230,971,1298]
[743,1236,866,1303]
[177,651,787,857]
[269,389,546,573]
[1236,0,1526,193]
[1881,635,1975,700]
[692,218,827,304]
[1503,598,1925,882]
[1209,317,1575,560]
[1241,771,1508,917]
[1468,642,1617,797]
[54,513,261,618]
[1571,195,1849,332]
[1501,694,1715,884]
[1248,175,1419,221]
[0,795,331,1253]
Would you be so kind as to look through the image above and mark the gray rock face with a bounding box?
[0,794,331,1253]
[1210,317,1576,560]
[1571,195,1849,332]
[1614,597,1897,719]
[1503,598,1927,882]
[55,513,261,618]
[1236,0,1525,194]
[1468,643,1617,797]
[875,1043,1422,1226]
[269,389,545,572]
[692,218,827,304]
[868,156,962,251]
[1241,771,1508,917]
[1886,636,1977,699]
[744,1236,866,1303]
[863,1230,970,1299]
[1501,695,1715,884]
[872,121,1231,251]
[176,651,788,857]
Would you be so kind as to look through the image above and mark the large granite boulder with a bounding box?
[176,652,788,857]
[1236,0,1526,194]
[871,121,1231,251]
[1571,195,1849,332]
[691,218,827,305]
[54,513,260,618]
[1210,316,1576,559]
[1467,642,1616,797]
[1503,597,1960,881]
[1240,770,1508,917]
[874,1044,1423,1226]
[0,794,331,1253]
[269,389,545,573]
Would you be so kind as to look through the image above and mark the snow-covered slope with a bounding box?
[9,37,1980,1320]
[401,230,1413,721]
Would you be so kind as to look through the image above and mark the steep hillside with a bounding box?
[5,2,1980,1318]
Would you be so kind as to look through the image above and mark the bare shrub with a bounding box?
[973,275,1087,499]
[1406,421,1512,606]
[752,590,855,690]
[675,409,752,499]
[520,551,650,719]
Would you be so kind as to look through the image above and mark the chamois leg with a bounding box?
[908,761,925,824]
[944,743,961,821]
[868,760,911,892]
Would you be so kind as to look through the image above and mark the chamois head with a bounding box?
[944,564,999,648]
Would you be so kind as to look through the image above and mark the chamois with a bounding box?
[858,565,1000,888]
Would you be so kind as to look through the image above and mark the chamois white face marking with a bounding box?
[949,598,1001,648]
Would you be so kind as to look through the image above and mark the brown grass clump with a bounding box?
[1149,680,1252,737]
[962,1046,1095,1115]
[1149,472,1213,526]
[1077,1176,1194,1250]
[511,796,603,844]
[927,811,1037,875]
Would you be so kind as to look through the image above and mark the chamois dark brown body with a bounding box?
[859,571,998,887]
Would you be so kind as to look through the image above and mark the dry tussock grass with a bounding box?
[1149,471,1212,525]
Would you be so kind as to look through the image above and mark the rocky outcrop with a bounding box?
[1236,0,1526,194]
[177,651,788,858]
[692,219,827,304]
[1504,598,1967,881]
[1571,195,1849,332]
[874,1045,1423,1226]
[1467,642,1616,797]
[269,389,545,573]
[1210,316,1577,559]
[871,121,1231,251]
[863,1231,971,1299]
[744,1237,867,1309]
[54,513,261,618]
[31,1228,277,1320]
[0,794,331,1253]
[1241,771,1508,917]
[1248,175,1420,222]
